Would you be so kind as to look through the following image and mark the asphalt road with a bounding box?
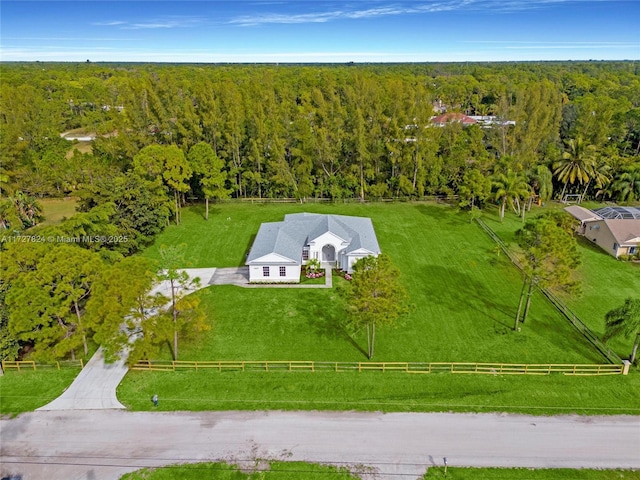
[1,410,639,480]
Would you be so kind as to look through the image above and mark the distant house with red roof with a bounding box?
[430,112,478,127]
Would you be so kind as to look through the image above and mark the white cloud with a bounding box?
[228,0,613,27]
[228,2,464,26]
[93,16,205,30]
[92,21,128,26]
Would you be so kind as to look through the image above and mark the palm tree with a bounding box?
[581,158,611,202]
[12,191,43,227]
[492,169,531,222]
[553,137,596,201]
[531,165,554,203]
[609,163,640,204]
[603,298,640,364]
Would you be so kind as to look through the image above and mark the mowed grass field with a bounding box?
[119,463,640,480]
[39,197,79,225]
[487,202,640,354]
[115,201,640,415]
[141,202,603,364]
[0,368,82,415]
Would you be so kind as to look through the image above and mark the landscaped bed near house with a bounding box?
[300,267,326,284]
[107,201,640,415]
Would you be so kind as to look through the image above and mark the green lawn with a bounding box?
[120,461,359,479]
[485,202,640,358]
[120,463,640,480]
[114,201,640,415]
[424,467,640,479]
[117,369,640,415]
[0,368,82,415]
[39,197,79,225]
[141,202,602,365]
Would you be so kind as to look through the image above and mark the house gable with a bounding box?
[247,252,298,265]
[245,213,381,281]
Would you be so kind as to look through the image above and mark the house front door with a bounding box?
[322,244,335,262]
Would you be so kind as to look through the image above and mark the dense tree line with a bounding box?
[1,61,639,362]
[1,62,639,207]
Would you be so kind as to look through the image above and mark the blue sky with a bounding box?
[1,1,639,62]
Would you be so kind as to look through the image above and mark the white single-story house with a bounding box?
[565,205,640,258]
[245,213,381,283]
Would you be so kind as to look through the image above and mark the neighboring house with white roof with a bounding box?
[565,206,640,258]
[245,213,381,283]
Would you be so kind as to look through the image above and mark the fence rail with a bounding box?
[212,196,459,205]
[1,359,84,372]
[475,218,624,365]
[2,359,624,376]
[130,360,624,376]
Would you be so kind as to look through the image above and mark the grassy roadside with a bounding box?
[120,461,640,480]
[0,369,81,415]
[120,461,360,479]
[119,462,640,480]
[117,370,640,415]
[424,467,640,479]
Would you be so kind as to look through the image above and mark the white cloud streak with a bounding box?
[227,0,613,27]
[93,16,205,30]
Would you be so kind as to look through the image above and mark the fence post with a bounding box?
[622,360,631,375]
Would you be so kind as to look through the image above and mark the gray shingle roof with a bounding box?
[604,219,640,245]
[246,213,380,264]
[564,205,603,222]
[593,206,640,220]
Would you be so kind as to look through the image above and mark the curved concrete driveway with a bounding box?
[1,411,638,480]
[36,348,127,411]
[36,265,331,412]
[37,268,218,411]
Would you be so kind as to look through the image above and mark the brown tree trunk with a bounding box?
[521,279,536,324]
[74,300,88,356]
[174,190,180,225]
[514,278,528,331]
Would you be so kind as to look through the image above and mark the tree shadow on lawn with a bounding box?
[576,235,620,258]
[190,203,222,220]
[362,386,507,403]
[420,265,515,331]
[414,204,468,227]
[303,296,369,359]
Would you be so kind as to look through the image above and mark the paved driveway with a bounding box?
[2,411,638,480]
